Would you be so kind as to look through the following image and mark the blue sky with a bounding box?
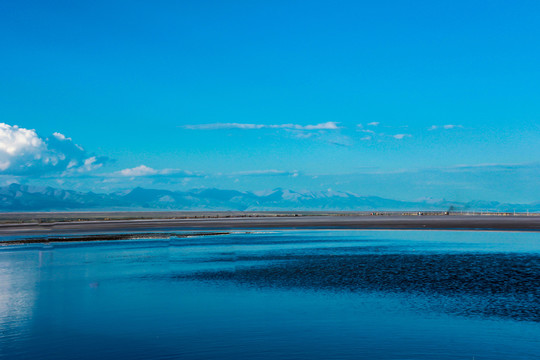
[1,0,539,202]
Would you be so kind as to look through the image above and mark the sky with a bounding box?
[1,0,539,202]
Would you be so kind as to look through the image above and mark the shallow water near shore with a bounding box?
[1,230,539,359]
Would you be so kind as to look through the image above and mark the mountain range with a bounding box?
[0,183,538,212]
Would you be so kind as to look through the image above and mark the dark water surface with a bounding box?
[1,230,539,359]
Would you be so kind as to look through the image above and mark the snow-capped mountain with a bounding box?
[0,184,538,212]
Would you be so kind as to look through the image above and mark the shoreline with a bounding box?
[0,231,232,245]
[1,214,540,236]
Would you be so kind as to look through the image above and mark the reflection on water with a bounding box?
[1,230,539,359]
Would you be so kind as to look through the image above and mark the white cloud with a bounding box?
[0,123,43,160]
[360,129,375,134]
[118,165,158,177]
[0,123,107,175]
[52,132,72,141]
[443,162,539,172]
[184,123,264,130]
[183,122,341,130]
[113,166,302,179]
[300,122,340,130]
[232,169,299,177]
[184,122,351,147]
[429,124,463,131]
[367,122,380,126]
[79,157,104,172]
[113,165,199,178]
[393,134,412,140]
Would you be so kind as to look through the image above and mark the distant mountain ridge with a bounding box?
[0,183,538,212]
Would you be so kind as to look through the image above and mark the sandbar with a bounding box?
[0,213,539,237]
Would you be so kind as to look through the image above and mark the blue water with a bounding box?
[1,230,539,359]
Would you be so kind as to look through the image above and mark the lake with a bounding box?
[1,230,539,359]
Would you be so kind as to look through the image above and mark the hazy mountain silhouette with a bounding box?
[0,184,538,212]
